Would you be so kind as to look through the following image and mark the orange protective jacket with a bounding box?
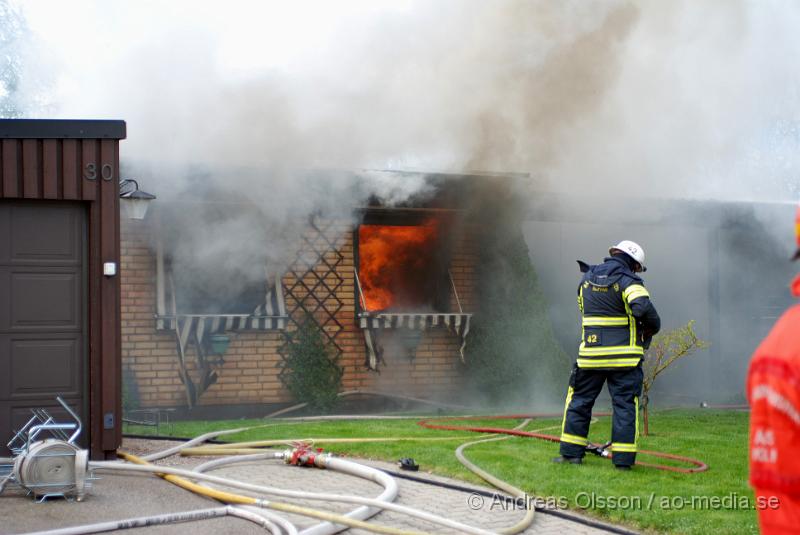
[748,275,800,534]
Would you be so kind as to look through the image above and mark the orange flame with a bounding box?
[358,220,440,311]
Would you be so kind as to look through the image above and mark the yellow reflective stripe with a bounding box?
[634,395,640,447]
[578,345,644,356]
[560,433,588,446]
[623,285,650,303]
[621,296,635,346]
[582,316,629,326]
[612,442,637,452]
[561,386,574,437]
[578,286,585,345]
[577,358,642,368]
[625,289,650,302]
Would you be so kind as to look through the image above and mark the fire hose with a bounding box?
[23,410,707,534]
[112,452,421,535]
[258,392,708,474]
[170,411,705,535]
[178,435,492,456]
[25,506,284,535]
[126,424,489,534]
[88,450,498,535]
[22,417,497,535]
[418,414,709,474]
[175,418,612,534]
[39,412,697,535]
[454,418,536,535]
[10,388,711,535]
[191,452,394,535]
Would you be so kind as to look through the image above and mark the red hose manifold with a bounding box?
[286,446,325,467]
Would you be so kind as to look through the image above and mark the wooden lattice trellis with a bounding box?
[278,215,346,381]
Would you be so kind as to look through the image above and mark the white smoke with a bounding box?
[9,0,800,409]
[549,0,800,203]
[14,0,799,204]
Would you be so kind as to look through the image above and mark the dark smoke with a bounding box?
[12,0,800,408]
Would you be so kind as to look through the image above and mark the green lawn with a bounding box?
[125,409,754,534]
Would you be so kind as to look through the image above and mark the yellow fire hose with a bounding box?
[180,435,493,456]
[119,451,427,535]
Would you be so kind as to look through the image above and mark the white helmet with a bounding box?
[609,240,646,271]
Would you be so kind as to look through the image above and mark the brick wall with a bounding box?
[121,215,478,410]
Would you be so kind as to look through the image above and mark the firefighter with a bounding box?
[554,240,661,469]
[748,205,800,534]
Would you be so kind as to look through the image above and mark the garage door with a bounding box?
[0,201,86,454]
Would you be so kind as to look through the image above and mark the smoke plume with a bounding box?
[12,0,798,203]
[9,0,800,406]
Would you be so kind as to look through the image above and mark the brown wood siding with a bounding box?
[0,139,110,203]
[62,140,79,200]
[81,140,97,201]
[0,131,124,460]
[2,140,20,197]
[99,139,120,451]
[22,140,40,199]
[43,140,59,199]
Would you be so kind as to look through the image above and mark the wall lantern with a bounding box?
[120,179,156,220]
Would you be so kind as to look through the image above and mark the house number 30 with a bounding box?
[84,163,115,181]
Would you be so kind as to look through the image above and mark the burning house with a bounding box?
[121,168,790,417]
[121,173,492,415]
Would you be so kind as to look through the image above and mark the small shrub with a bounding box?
[642,320,709,435]
[279,314,343,413]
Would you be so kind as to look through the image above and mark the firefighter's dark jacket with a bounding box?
[575,255,661,369]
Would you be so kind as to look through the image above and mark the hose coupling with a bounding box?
[285,446,326,468]
[586,441,612,458]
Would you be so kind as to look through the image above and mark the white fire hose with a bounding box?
[2,397,91,502]
[89,454,496,535]
[192,452,399,535]
[24,505,281,535]
[13,441,89,501]
[135,425,403,534]
[123,421,498,533]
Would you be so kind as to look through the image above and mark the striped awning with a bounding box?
[153,277,287,408]
[156,313,287,333]
[359,312,471,331]
[154,258,288,407]
[155,265,288,333]
[153,209,292,406]
[359,312,472,370]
